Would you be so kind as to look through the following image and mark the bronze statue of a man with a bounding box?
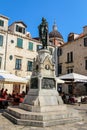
[38,17,48,49]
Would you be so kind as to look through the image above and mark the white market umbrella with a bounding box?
[0,70,27,84]
[59,73,87,83]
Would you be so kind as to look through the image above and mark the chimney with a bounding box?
[83,26,87,34]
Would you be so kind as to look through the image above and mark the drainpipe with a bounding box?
[4,31,8,70]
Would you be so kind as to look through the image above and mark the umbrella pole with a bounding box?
[72,82,76,95]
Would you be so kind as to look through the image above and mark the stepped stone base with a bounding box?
[3,105,82,127]
[19,103,67,112]
[3,90,82,127]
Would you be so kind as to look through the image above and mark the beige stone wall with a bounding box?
[4,33,41,94]
[5,33,40,77]
[0,31,7,70]
[59,37,87,75]
[0,15,42,94]
[58,36,87,95]
[0,15,8,31]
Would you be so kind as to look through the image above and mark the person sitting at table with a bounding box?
[20,91,26,98]
[3,89,8,99]
[13,93,20,105]
[12,90,15,98]
[0,88,4,98]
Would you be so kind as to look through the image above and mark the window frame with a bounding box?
[84,37,87,46]
[27,61,33,71]
[0,57,2,69]
[85,59,87,70]
[68,84,73,94]
[16,25,25,34]
[67,51,73,63]
[17,38,23,48]
[67,68,73,74]
[58,48,62,56]
[15,58,22,70]
[28,42,33,51]
[58,64,62,75]
[0,20,4,27]
[0,35,3,46]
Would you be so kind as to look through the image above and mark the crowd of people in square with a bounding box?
[0,87,87,109]
[61,92,87,105]
[0,88,26,108]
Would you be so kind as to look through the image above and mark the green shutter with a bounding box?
[17,38,23,48]
[27,61,32,71]
[28,42,33,50]
[0,35,3,46]
[16,25,19,32]
[0,20,4,27]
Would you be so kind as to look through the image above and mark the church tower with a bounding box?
[49,21,64,46]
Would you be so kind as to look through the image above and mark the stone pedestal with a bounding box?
[20,89,65,112]
[3,49,82,127]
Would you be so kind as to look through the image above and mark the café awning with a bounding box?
[0,70,27,84]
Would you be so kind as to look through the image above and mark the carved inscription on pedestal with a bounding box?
[30,78,38,89]
[42,78,55,89]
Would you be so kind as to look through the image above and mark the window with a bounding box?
[37,45,42,51]
[17,38,23,48]
[16,25,25,34]
[68,84,73,94]
[28,42,33,51]
[84,38,87,46]
[58,48,62,56]
[58,64,62,75]
[0,20,4,27]
[0,35,3,46]
[49,48,53,55]
[15,59,22,70]
[85,59,87,70]
[67,68,73,74]
[0,57,2,69]
[27,61,32,71]
[9,55,13,60]
[67,52,73,63]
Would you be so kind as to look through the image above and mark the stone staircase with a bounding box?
[3,106,82,127]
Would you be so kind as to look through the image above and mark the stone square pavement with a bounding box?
[0,104,87,130]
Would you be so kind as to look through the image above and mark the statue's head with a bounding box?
[42,17,46,23]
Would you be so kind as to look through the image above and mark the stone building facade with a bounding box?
[0,14,57,94]
[58,27,87,95]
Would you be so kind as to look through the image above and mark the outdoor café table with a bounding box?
[0,98,8,109]
[19,98,24,103]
